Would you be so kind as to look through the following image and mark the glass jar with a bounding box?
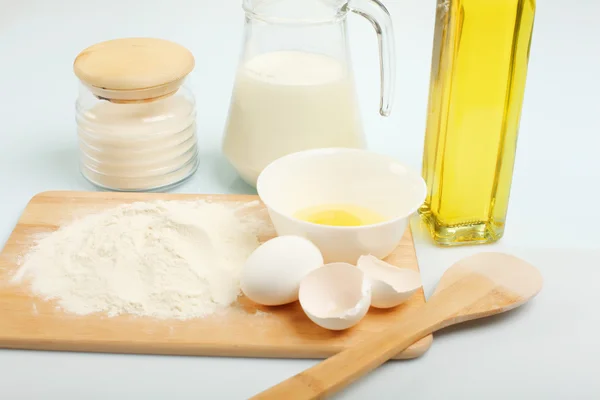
[73,38,199,192]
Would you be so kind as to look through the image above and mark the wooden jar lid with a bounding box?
[73,37,195,103]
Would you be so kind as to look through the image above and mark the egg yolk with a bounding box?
[294,204,387,227]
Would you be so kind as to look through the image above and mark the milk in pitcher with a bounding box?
[222,51,364,186]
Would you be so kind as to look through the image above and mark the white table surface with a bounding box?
[1,0,598,398]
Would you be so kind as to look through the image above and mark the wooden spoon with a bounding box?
[251,252,543,400]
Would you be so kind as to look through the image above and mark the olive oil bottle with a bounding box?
[419,0,535,246]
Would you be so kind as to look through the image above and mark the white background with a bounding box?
[0,0,599,398]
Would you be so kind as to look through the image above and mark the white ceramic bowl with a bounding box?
[256,148,427,264]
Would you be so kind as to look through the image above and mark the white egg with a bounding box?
[357,255,422,309]
[241,235,323,306]
[299,263,371,331]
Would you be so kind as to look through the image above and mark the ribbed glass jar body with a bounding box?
[75,83,198,192]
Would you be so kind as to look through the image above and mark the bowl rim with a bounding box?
[256,147,427,231]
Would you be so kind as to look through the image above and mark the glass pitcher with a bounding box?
[222,0,396,186]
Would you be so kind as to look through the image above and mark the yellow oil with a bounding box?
[419,0,535,246]
[294,204,387,227]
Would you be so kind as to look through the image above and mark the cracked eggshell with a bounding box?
[241,236,324,306]
[298,263,371,331]
[357,255,422,309]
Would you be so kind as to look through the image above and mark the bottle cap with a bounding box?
[73,37,195,103]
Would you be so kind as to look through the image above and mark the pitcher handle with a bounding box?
[349,0,396,117]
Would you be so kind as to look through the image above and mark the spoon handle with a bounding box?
[250,306,442,400]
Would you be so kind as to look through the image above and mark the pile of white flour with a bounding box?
[11,200,263,320]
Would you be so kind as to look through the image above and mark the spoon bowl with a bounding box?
[432,252,542,327]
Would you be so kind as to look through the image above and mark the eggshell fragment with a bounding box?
[357,255,422,309]
[241,236,324,306]
[299,263,371,331]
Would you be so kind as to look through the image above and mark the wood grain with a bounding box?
[73,37,194,103]
[0,190,432,359]
[74,37,195,90]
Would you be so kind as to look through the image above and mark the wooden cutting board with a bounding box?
[0,191,432,359]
